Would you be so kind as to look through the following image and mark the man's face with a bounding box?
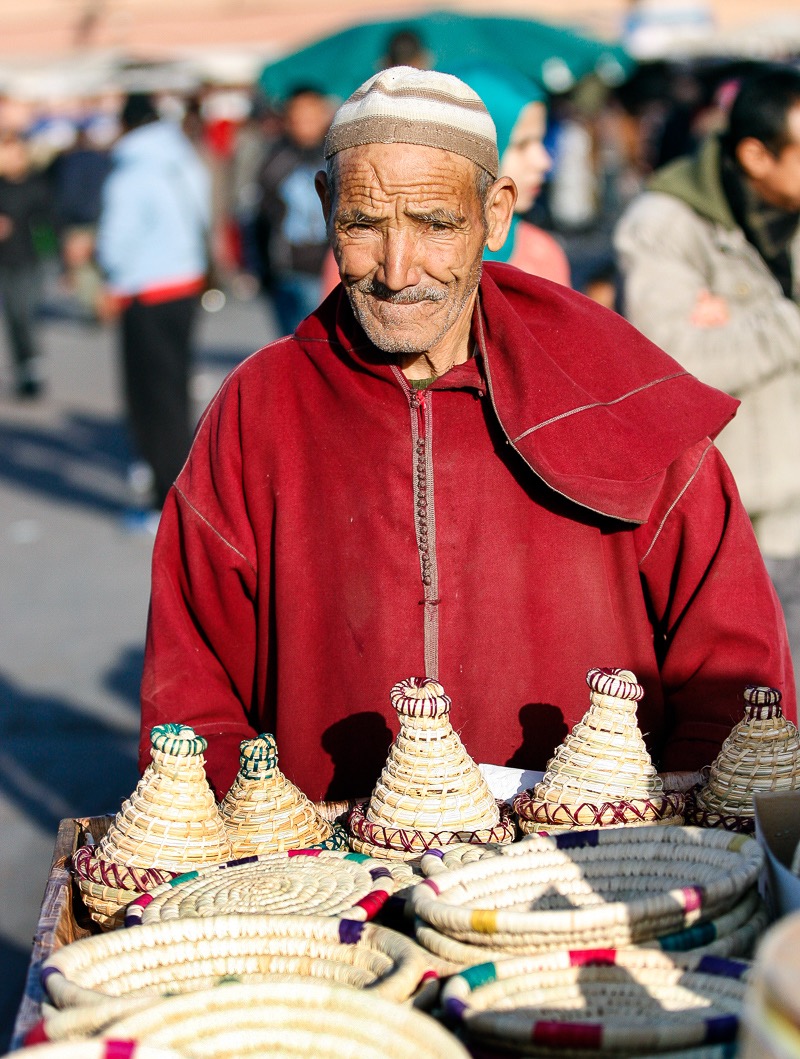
[745,103,800,212]
[319,142,491,358]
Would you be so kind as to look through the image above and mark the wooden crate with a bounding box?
[11,816,112,1050]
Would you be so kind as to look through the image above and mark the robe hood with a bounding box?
[297,261,738,524]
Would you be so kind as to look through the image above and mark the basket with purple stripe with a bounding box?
[441,948,749,1056]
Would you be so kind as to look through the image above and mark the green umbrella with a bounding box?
[258,10,635,104]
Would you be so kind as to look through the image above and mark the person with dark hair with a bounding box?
[96,91,211,525]
[0,131,51,398]
[254,86,333,334]
[615,65,800,691]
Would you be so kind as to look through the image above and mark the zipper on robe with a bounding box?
[408,388,440,679]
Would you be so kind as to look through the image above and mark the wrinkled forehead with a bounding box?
[331,142,482,211]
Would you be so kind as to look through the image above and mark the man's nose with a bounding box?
[378,229,422,291]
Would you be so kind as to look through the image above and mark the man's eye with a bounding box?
[429,222,450,232]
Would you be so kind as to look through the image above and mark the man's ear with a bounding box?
[484,177,517,253]
[315,170,332,225]
[736,137,774,181]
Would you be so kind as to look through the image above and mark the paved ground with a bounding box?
[0,275,277,1052]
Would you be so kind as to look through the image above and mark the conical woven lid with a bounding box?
[697,685,800,816]
[533,668,663,804]
[365,677,500,833]
[98,724,232,871]
[219,733,334,854]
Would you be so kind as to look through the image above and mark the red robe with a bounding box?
[140,262,795,801]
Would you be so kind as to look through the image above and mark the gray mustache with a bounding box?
[354,280,447,304]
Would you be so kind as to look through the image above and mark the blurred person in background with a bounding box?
[614,66,800,692]
[254,86,334,334]
[96,92,211,528]
[50,124,112,321]
[457,65,569,285]
[0,130,52,399]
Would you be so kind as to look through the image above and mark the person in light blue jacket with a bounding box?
[97,93,211,519]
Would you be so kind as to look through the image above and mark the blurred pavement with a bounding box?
[0,273,276,1051]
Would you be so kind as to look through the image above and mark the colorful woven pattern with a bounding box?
[409,826,763,960]
[219,734,342,855]
[102,979,470,1058]
[441,948,749,1056]
[349,677,515,859]
[15,1044,184,1058]
[514,668,684,834]
[72,724,232,929]
[42,913,433,1013]
[691,686,800,833]
[123,849,408,925]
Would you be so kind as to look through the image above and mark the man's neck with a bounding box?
[398,312,475,381]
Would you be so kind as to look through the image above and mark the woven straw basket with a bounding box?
[409,825,762,959]
[123,849,412,925]
[42,913,432,1015]
[690,686,800,834]
[72,724,232,928]
[739,909,800,1059]
[514,668,684,834]
[349,677,515,859]
[101,978,468,1058]
[219,733,347,854]
[15,1044,184,1058]
[441,948,749,1056]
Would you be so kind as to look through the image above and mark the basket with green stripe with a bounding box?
[409,825,763,957]
[123,848,415,925]
[441,948,749,1055]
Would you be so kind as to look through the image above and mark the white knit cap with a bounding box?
[324,66,499,178]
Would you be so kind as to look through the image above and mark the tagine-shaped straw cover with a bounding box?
[348,676,516,860]
[691,685,800,833]
[219,733,346,854]
[72,724,233,928]
[514,667,684,833]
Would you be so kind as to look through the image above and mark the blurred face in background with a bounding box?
[739,102,800,213]
[500,101,551,214]
[0,135,30,181]
[284,91,334,150]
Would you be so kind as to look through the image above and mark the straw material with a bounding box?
[414,885,767,970]
[71,724,232,929]
[691,686,800,833]
[123,849,407,925]
[42,913,433,1011]
[441,948,749,1056]
[349,677,515,859]
[15,1044,184,1058]
[409,825,763,955]
[102,978,469,1058]
[514,669,684,834]
[219,733,344,854]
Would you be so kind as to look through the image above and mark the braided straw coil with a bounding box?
[42,913,432,1012]
[409,825,763,956]
[101,979,469,1059]
[349,677,515,859]
[15,1045,184,1058]
[123,849,406,925]
[72,724,232,928]
[514,668,684,834]
[219,733,345,854]
[691,686,800,833]
[441,948,749,1056]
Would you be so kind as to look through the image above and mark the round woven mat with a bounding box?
[409,825,763,953]
[42,913,433,1010]
[441,947,749,1056]
[102,978,468,1058]
[124,850,410,925]
[16,1044,184,1058]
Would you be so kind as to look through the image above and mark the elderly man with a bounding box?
[140,67,793,803]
